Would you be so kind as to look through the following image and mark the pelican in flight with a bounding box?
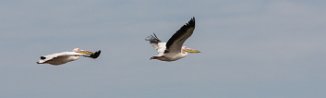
[37,48,101,65]
[145,17,200,61]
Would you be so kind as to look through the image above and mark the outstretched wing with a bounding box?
[145,33,161,50]
[165,17,195,53]
[38,52,81,65]
[145,33,167,54]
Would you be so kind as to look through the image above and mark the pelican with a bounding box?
[145,17,200,61]
[37,48,101,65]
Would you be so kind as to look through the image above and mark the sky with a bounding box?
[0,0,325,98]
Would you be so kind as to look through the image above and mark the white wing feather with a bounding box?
[156,42,167,56]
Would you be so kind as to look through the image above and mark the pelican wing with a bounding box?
[40,52,81,65]
[165,17,195,53]
[146,33,167,54]
[146,33,161,50]
[44,52,79,60]
[43,55,72,65]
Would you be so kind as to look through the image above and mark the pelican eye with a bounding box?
[40,56,46,60]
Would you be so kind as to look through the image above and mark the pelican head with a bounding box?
[73,48,81,52]
[73,48,101,58]
[73,48,90,54]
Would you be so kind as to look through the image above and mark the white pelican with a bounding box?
[145,17,200,61]
[37,48,101,65]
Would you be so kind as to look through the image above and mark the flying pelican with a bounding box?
[145,17,200,61]
[37,48,101,65]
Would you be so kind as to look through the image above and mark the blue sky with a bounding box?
[0,0,325,98]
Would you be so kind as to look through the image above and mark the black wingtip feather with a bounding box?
[188,17,195,27]
[90,50,101,59]
[40,56,46,60]
[145,33,161,44]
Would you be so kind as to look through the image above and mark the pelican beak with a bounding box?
[183,48,200,53]
[77,50,93,55]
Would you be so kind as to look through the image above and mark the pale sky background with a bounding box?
[0,0,325,98]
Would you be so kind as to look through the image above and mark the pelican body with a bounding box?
[37,48,101,65]
[146,17,200,61]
